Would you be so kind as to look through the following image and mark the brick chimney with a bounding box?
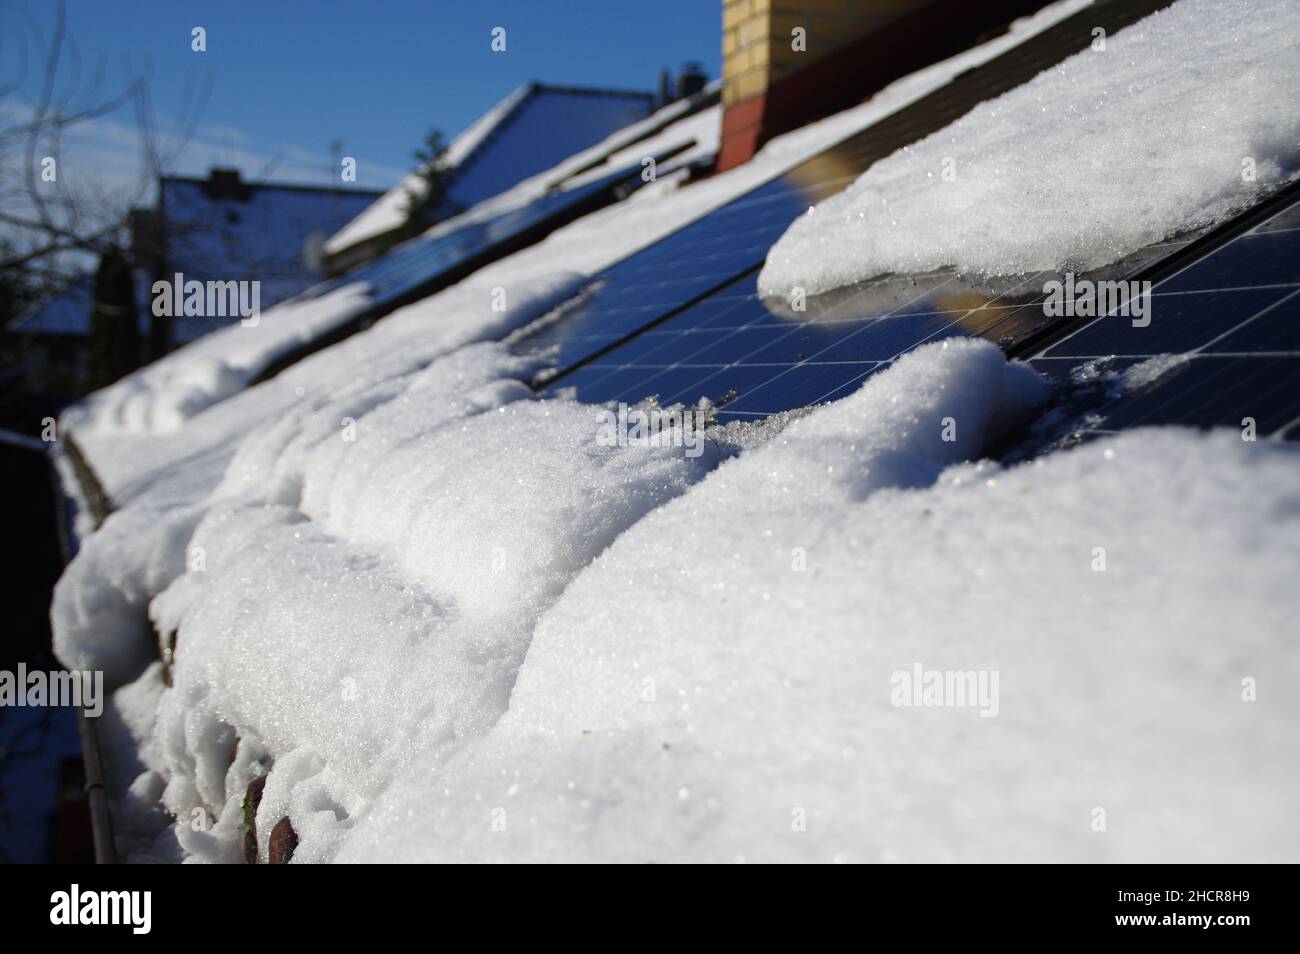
[718,0,1048,172]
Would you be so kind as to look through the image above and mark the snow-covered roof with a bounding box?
[322,83,656,258]
[158,175,381,342]
[50,0,1300,865]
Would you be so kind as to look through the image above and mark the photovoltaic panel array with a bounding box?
[547,180,1300,440]
[326,162,656,310]
[536,229,1184,419]
[515,0,1176,380]
[252,153,680,383]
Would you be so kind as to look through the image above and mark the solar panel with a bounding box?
[546,267,1051,420]
[519,179,822,370]
[543,181,1300,436]
[251,151,685,383]
[514,0,1176,379]
[334,163,655,309]
[1024,187,1300,441]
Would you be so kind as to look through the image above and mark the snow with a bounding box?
[53,503,204,686]
[64,338,1300,863]
[759,0,1300,298]
[138,344,723,863]
[52,273,592,691]
[61,283,373,436]
[344,346,1300,863]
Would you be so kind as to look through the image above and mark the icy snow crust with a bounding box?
[52,274,590,684]
[759,0,1300,297]
[148,351,723,863]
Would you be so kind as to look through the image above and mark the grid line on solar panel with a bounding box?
[1037,244,1300,355]
[548,266,1060,419]
[1021,191,1300,440]
[516,0,1177,378]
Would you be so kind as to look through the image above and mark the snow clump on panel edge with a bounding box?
[759,0,1300,298]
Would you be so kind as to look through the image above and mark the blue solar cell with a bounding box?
[519,176,825,367]
[1205,291,1300,353]
[1040,287,1294,358]
[1152,226,1300,294]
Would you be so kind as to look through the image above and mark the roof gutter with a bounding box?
[49,432,118,864]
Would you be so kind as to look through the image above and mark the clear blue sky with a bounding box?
[2,0,722,190]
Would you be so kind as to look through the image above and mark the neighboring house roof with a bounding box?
[323,83,655,259]
[157,174,382,343]
[12,175,382,343]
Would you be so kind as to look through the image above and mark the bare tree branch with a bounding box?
[0,0,206,303]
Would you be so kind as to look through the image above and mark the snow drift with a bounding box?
[347,346,1300,862]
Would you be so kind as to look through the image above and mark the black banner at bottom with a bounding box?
[1,863,1285,940]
